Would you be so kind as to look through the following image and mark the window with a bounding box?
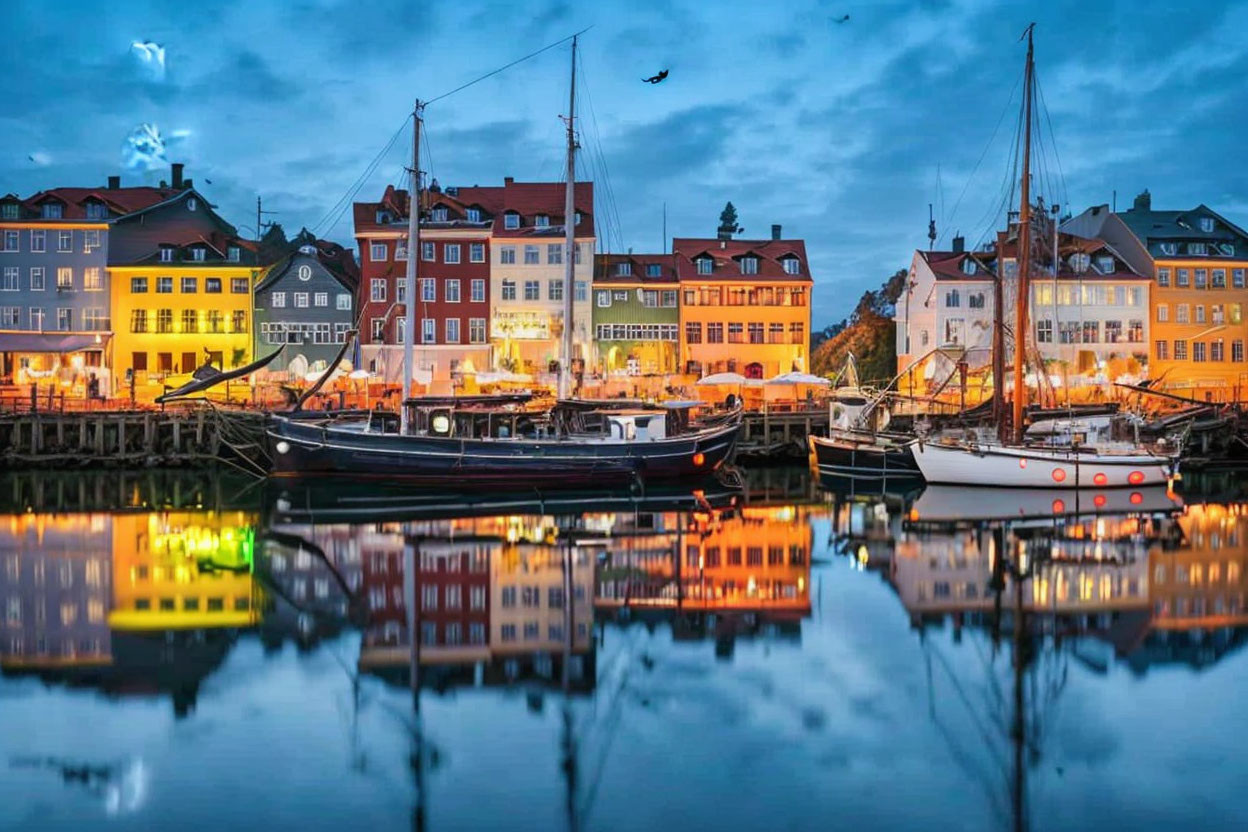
[443,243,461,264]
[768,322,785,343]
[1156,304,1168,322]
[696,257,713,275]
[945,290,960,307]
[0,268,16,291]
[1212,340,1224,361]
[190,247,206,262]
[57,231,72,252]
[370,279,386,303]
[1190,243,1207,256]
[524,245,539,265]
[782,257,801,275]
[596,290,610,307]
[156,309,173,333]
[1129,287,1143,306]
[1128,320,1143,342]
[206,310,224,333]
[523,280,539,300]
[504,212,520,230]
[1200,217,1215,232]
[371,318,385,341]
[1196,305,1206,324]
[1193,341,1207,362]
[642,290,658,307]
[1104,320,1123,342]
[1082,321,1100,343]
[1,230,17,251]
[396,282,407,304]
[295,292,309,308]
[57,267,72,290]
[227,246,240,263]
[422,318,435,343]
[467,208,482,223]
[790,321,805,344]
[395,318,406,344]
[1213,269,1227,288]
[708,322,724,343]
[1176,304,1189,323]
[1234,269,1245,288]
[469,317,486,344]
[1177,268,1190,287]
[1155,340,1168,361]
[1037,319,1053,342]
[1234,340,1244,362]
[1157,268,1170,287]
[231,310,247,333]
[337,293,351,310]
[31,230,45,252]
[684,321,703,344]
[469,242,485,263]
[29,308,43,330]
[417,241,433,261]
[1196,268,1208,289]
[57,308,71,330]
[748,322,764,344]
[83,267,102,291]
[371,243,387,261]
[575,280,587,302]
[968,292,985,309]
[471,278,485,302]
[30,268,44,291]
[271,292,286,308]
[548,279,563,301]
[181,309,198,332]
[0,306,18,326]
[534,213,550,229]
[740,256,758,275]
[499,246,516,264]
[314,292,328,307]
[0,203,17,220]
[502,279,516,300]
[205,277,222,293]
[232,277,249,293]
[1174,340,1188,361]
[728,323,744,344]
[420,278,435,302]
[445,318,460,343]
[446,279,460,303]
[431,207,448,223]
[181,276,197,293]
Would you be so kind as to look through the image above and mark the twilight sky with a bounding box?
[3,0,1247,326]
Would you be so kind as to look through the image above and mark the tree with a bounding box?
[717,202,741,239]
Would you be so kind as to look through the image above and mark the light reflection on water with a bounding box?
[0,468,1245,831]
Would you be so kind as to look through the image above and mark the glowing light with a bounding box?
[1052,499,1065,513]
[692,452,705,467]
[1019,458,1027,469]
[1093,494,1106,508]
[275,440,290,455]
[1128,471,1145,485]
[1130,491,1143,505]
[1093,473,1108,486]
[1052,468,1066,483]
[908,508,919,522]
[432,414,451,434]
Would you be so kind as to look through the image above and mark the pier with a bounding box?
[737,405,829,458]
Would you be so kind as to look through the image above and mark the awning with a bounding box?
[0,333,108,353]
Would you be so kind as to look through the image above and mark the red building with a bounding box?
[353,183,496,389]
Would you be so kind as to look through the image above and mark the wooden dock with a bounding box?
[737,406,829,458]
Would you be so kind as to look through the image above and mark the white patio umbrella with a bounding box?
[764,371,831,386]
[696,372,750,385]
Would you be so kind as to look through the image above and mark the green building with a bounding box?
[592,253,679,375]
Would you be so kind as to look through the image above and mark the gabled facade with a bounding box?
[674,233,812,379]
[894,243,996,370]
[253,230,359,378]
[1068,192,1248,396]
[108,176,261,397]
[592,253,679,375]
[0,176,176,391]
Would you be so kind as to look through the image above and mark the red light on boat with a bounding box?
[1051,499,1065,513]
[1128,471,1145,485]
[1093,473,1108,486]
[1130,492,1143,505]
[1093,494,1107,508]
[1019,458,1027,469]
[1052,468,1066,483]
[908,508,920,522]
[692,452,705,467]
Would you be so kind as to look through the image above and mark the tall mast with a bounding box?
[401,100,422,434]
[1011,26,1035,445]
[559,36,578,400]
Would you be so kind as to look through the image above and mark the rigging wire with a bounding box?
[311,115,411,239]
[576,49,625,255]
[1033,68,1068,215]
[425,26,593,107]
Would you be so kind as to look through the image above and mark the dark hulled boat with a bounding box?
[808,430,921,481]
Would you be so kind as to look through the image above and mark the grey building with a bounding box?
[0,178,175,390]
[254,229,360,378]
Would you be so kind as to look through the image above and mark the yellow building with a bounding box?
[110,511,261,631]
[105,179,260,399]
[673,235,812,379]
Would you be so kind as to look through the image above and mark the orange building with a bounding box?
[673,231,812,379]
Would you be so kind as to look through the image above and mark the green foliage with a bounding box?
[810,268,906,384]
[717,202,740,237]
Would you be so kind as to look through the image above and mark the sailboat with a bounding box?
[910,26,1176,489]
[265,37,742,485]
[808,355,921,482]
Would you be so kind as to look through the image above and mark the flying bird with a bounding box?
[642,69,669,84]
[833,14,850,23]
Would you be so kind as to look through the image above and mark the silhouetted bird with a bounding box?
[642,69,669,84]
[834,14,850,23]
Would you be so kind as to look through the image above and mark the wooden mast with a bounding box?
[400,100,422,435]
[1011,25,1035,445]
[559,36,578,400]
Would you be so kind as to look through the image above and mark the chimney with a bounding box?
[952,235,965,253]
[107,175,120,189]
[183,178,193,190]
[171,162,184,189]
[504,176,514,186]
[771,224,781,241]
[1133,189,1151,212]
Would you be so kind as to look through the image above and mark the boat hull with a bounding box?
[912,441,1175,488]
[265,416,740,486]
[808,433,921,482]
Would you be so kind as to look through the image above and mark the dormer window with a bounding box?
[1096,256,1115,274]
[431,207,448,223]
[85,201,108,220]
[1159,242,1178,256]
[646,264,662,278]
[159,246,174,263]
[504,212,520,230]
[535,214,550,228]
[781,257,800,276]
[187,197,198,212]
[574,212,582,225]
[1200,217,1215,233]
[0,203,17,219]
[1069,253,1090,273]
[1219,243,1236,256]
[227,246,240,263]
[960,258,977,275]
[740,256,759,275]
[376,210,391,224]
[616,262,632,276]
[696,257,713,275]
[466,208,481,223]
[1189,242,1207,256]
[191,247,206,262]
[41,203,63,219]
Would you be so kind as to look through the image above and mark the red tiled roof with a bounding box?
[919,250,995,282]
[352,179,594,238]
[594,252,677,284]
[21,186,182,219]
[671,238,811,282]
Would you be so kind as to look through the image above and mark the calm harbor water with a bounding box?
[1,467,1246,831]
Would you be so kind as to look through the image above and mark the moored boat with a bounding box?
[809,431,920,481]
[911,439,1175,488]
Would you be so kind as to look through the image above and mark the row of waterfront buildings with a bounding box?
[896,190,1248,397]
[0,164,812,399]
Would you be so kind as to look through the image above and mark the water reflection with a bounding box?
[0,467,1245,830]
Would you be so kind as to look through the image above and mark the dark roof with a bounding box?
[7,185,182,221]
[918,250,996,282]
[1118,199,1248,260]
[671,238,811,282]
[594,253,677,284]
